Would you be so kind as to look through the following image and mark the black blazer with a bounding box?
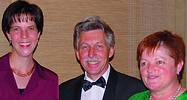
[59,66,146,100]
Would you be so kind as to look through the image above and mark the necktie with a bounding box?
[82,76,106,91]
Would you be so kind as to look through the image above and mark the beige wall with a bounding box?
[185,0,187,86]
[0,0,186,86]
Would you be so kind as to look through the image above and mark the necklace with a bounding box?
[11,64,35,77]
[150,85,182,100]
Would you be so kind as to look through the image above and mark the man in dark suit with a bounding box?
[59,16,146,100]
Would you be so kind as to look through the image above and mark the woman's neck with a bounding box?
[9,52,34,73]
[150,83,182,100]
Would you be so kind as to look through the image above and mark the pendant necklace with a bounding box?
[149,85,181,100]
[11,64,35,77]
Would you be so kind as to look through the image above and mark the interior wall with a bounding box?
[0,0,186,86]
[185,0,187,86]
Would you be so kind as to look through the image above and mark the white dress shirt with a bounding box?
[81,65,111,100]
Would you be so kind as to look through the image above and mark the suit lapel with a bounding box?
[103,66,118,100]
[74,74,84,100]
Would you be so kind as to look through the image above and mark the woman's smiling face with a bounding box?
[140,46,181,92]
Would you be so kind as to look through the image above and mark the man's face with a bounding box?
[76,29,115,80]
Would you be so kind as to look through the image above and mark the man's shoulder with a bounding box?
[110,68,146,91]
[59,75,83,100]
[59,74,84,89]
[111,68,142,83]
[118,72,141,82]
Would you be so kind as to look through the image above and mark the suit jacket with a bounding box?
[59,66,146,100]
[0,53,59,100]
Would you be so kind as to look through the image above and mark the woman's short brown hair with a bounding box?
[137,30,185,81]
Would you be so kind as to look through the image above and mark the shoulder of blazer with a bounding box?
[108,65,145,91]
[110,66,142,83]
[59,74,84,100]
[59,74,84,90]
